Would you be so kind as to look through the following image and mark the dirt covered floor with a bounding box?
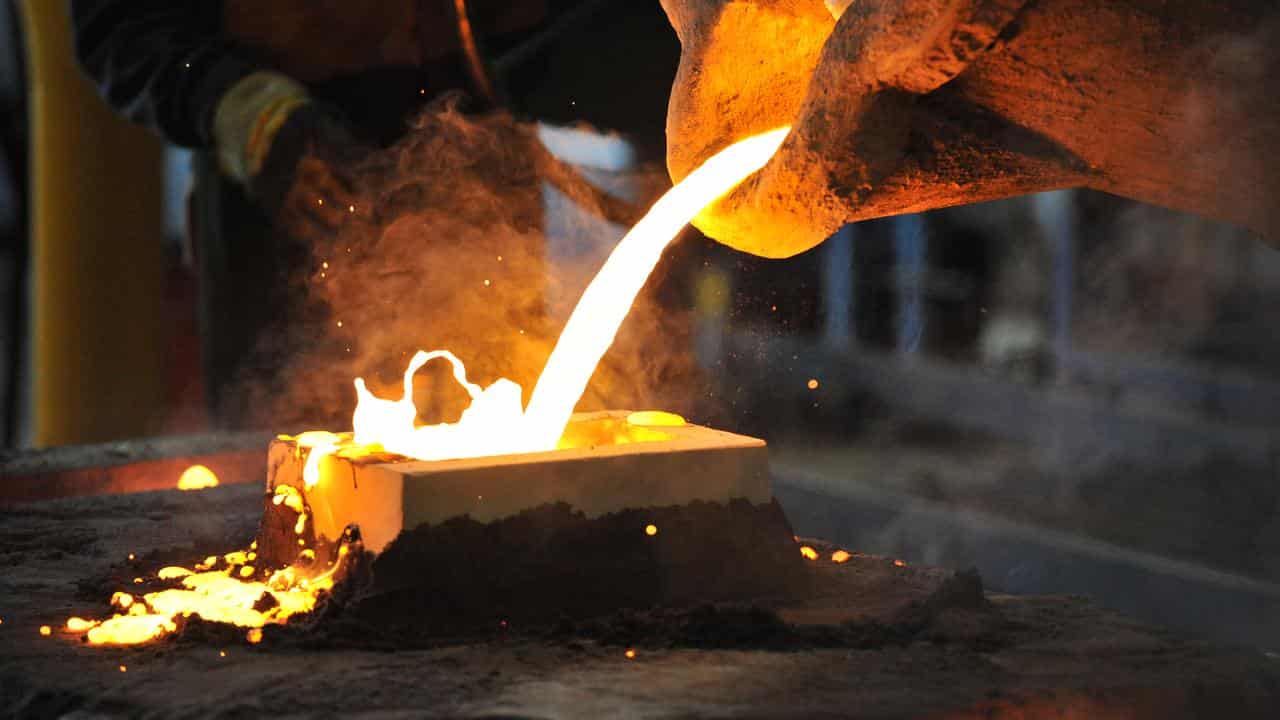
[2,483,1278,718]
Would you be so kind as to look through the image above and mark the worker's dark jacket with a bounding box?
[68,0,675,427]
[69,0,556,425]
[70,0,549,147]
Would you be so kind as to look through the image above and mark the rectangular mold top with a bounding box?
[267,411,770,553]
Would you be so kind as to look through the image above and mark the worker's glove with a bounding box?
[213,72,371,242]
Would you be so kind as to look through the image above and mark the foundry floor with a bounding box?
[2,483,1279,719]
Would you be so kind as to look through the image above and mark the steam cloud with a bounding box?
[233,96,706,430]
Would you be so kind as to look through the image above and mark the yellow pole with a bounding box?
[20,1,166,446]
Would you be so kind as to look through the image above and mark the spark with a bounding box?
[807,379,819,390]
[800,546,818,561]
[645,524,658,537]
[39,625,51,636]
[832,550,852,564]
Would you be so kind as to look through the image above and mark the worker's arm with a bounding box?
[70,0,260,148]
[71,0,364,237]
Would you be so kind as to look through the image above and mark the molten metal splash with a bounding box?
[77,543,349,646]
[64,127,789,647]
[352,350,531,460]
[340,127,790,463]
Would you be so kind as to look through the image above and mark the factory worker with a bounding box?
[68,0,676,426]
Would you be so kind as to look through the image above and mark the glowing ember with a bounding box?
[39,625,51,636]
[177,464,219,491]
[273,485,304,513]
[89,615,175,646]
[800,546,819,561]
[627,411,686,427]
[832,550,851,564]
[66,617,99,632]
[645,524,659,537]
[807,379,819,390]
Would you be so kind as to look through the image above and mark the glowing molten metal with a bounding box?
[62,126,790,647]
[177,464,219,491]
[309,127,789,472]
